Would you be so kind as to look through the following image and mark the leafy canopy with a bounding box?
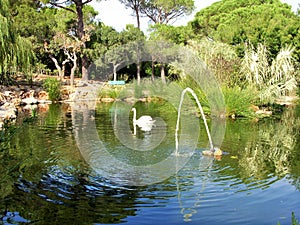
[0,0,34,84]
[190,0,300,59]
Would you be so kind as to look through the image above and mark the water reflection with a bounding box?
[0,102,299,224]
[219,104,300,191]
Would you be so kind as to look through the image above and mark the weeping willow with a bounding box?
[0,0,34,84]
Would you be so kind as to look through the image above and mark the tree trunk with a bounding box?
[161,64,166,84]
[151,56,155,82]
[75,0,88,81]
[136,45,141,84]
[135,5,140,29]
[70,51,77,87]
[137,62,141,85]
[49,54,64,77]
[62,58,69,80]
[113,64,117,81]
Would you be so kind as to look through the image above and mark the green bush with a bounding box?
[176,76,210,114]
[98,85,124,99]
[43,77,61,101]
[222,86,257,118]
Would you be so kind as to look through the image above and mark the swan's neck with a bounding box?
[132,108,137,122]
[132,108,137,135]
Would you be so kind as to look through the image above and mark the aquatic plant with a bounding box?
[98,85,124,99]
[43,77,61,101]
[277,212,300,225]
[222,86,256,118]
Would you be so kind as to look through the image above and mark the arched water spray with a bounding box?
[175,87,214,156]
[74,40,225,186]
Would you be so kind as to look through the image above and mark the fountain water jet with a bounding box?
[175,87,218,156]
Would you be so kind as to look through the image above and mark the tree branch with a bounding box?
[82,0,93,5]
[49,2,76,13]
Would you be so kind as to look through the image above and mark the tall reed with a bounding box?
[241,43,297,104]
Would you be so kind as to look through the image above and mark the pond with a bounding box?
[0,101,299,225]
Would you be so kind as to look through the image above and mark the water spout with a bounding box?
[175,87,214,156]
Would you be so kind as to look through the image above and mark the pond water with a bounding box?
[0,101,299,225]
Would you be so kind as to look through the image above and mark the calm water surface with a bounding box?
[0,102,299,225]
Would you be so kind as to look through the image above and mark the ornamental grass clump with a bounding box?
[241,43,297,104]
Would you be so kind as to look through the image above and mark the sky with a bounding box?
[89,0,299,32]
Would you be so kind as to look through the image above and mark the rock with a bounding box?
[202,147,223,157]
[23,104,38,111]
[65,92,76,102]
[21,97,38,105]
[0,93,5,102]
[37,103,50,112]
[256,109,272,115]
[4,91,16,100]
[124,97,136,104]
[139,97,148,102]
[0,102,17,121]
[36,90,49,100]
[101,97,115,102]
[12,98,21,106]
[38,99,52,104]
[250,104,260,112]
[1,102,15,110]
[20,90,35,99]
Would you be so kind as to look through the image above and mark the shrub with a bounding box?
[187,39,242,87]
[222,86,257,118]
[43,77,61,101]
[98,85,124,99]
[241,44,297,104]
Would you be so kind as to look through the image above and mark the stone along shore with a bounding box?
[0,85,51,128]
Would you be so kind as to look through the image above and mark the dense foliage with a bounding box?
[0,0,299,116]
[0,0,34,84]
[190,0,300,60]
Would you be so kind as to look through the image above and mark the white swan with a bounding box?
[131,108,155,132]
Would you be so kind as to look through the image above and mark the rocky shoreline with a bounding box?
[0,79,100,129]
[0,84,51,129]
[1,80,299,128]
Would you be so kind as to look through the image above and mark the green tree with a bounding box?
[0,0,34,84]
[42,4,96,85]
[119,0,142,29]
[140,0,194,83]
[140,0,194,25]
[190,0,300,60]
[88,24,145,82]
[9,1,58,75]
[149,24,193,45]
[120,24,145,83]
[40,0,100,81]
[87,22,120,59]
